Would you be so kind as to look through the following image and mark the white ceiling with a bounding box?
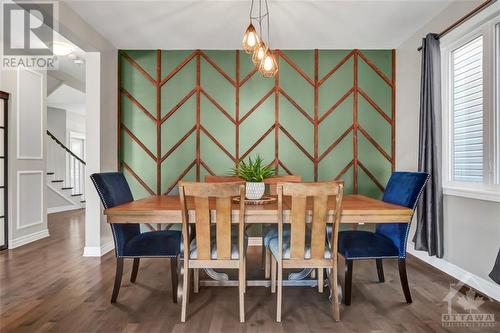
[48,84,86,115]
[65,0,454,49]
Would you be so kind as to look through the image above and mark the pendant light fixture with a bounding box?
[242,0,278,77]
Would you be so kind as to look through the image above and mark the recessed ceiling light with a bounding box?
[74,59,84,65]
[52,42,73,56]
[67,53,77,60]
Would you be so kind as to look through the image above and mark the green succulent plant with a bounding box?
[231,155,275,182]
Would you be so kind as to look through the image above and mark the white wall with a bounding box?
[53,2,118,256]
[1,68,49,248]
[396,0,500,299]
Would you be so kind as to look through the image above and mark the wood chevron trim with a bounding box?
[240,66,259,86]
[236,51,240,163]
[314,49,319,181]
[122,161,155,195]
[165,160,196,194]
[240,124,275,161]
[239,88,274,124]
[277,50,314,86]
[358,51,392,87]
[279,88,314,124]
[279,125,314,162]
[200,89,237,125]
[199,51,237,87]
[120,51,156,85]
[200,126,237,162]
[200,160,216,176]
[156,50,161,194]
[358,125,392,162]
[318,50,355,86]
[357,87,392,124]
[391,49,396,171]
[121,88,157,123]
[353,50,359,194]
[358,160,385,192]
[335,160,354,180]
[121,124,157,161]
[160,50,198,86]
[274,56,280,173]
[319,125,354,162]
[196,52,201,181]
[278,160,293,175]
[318,87,354,123]
[160,88,196,124]
[160,126,197,163]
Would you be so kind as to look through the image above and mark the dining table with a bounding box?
[104,194,414,302]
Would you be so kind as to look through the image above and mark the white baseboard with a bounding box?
[407,245,500,302]
[83,240,115,257]
[47,205,79,214]
[248,236,262,246]
[9,229,50,249]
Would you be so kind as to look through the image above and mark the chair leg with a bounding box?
[111,258,124,303]
[130,258,140,283]
[376,259,385,283]
[276,260,283,322]
[193,268,199,294]
[331,263,340,321]
[170,257,178,304]
[243,256,247,293]
[398,258,412,303]
[344,259,353,306]
[271,256,276,293]
[317,268,324,293]
[239,261,245,323]
[180,262,190,322]
[264,247,271,279]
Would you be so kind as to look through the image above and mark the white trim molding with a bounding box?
[47,205,80,214]
[444,185,500,202]
[83,240,114,257]
[407,245,500,302]
[16,170,44,230]
[16,66,44,160]
[9,228,49,249]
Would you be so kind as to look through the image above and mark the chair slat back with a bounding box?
[278,181,344,260]
[179,182,245,261]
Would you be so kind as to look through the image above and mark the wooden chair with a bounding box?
[204,174,302,278]
[270,181,344,322]
[178,181,247,323]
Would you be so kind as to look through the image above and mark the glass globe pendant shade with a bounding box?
[242,23,260,54]
[259,49,278,77]
[252,41,267,65]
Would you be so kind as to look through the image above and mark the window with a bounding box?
[442,12,500,202]
[451,36,483,182]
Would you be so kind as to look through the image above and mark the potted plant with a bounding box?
[231,155,274,200]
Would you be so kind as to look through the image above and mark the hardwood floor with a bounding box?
[1,210,498,332]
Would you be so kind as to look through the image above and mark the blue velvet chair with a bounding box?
[337,171,429,305]
[90,172,181,303]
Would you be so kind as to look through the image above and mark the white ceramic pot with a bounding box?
[245,182,265,200]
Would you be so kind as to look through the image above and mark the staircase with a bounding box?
[46,130,86,209]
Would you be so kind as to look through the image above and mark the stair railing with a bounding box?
[46,130,86,203]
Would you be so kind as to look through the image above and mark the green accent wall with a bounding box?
[119,50,395,203]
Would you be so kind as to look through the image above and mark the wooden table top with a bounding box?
[104,195,413,224]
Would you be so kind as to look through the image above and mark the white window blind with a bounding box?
[451,36,483,182]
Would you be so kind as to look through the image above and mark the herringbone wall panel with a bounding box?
[119,49,395,204]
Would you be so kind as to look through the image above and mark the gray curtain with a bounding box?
[489,248,500,284]
[414,33,444,258]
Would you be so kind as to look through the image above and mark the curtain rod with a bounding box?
[417,0,497,51]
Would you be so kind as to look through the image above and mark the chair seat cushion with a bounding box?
[189,226,248,259]
[123,230,181,257]
[338,230,399,259]
[262,224,291,247]
[268,233,331,259]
